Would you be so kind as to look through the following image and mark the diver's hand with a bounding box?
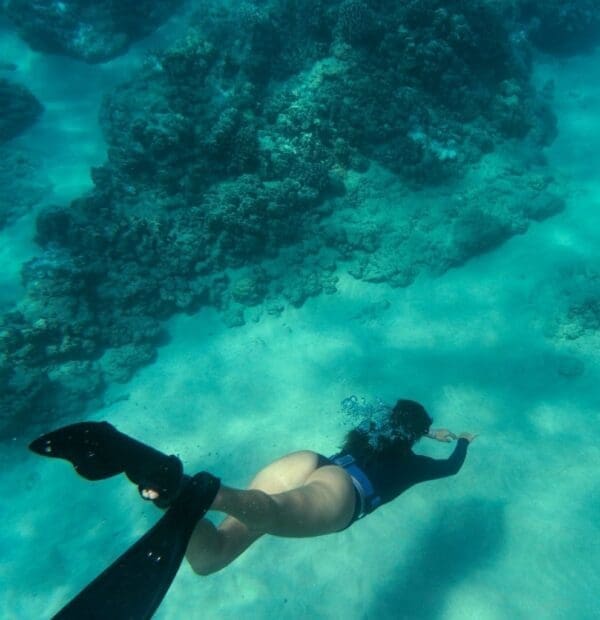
[457,432,478,443]
[429,428,456,442]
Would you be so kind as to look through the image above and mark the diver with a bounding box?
[30,399,475,619]
[181,399,475,575]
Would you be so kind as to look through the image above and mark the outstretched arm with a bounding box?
[426,428,456,442]
[413,432,477,481]
[426,429,478,443]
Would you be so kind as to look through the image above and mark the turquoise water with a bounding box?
[1,3,599,619]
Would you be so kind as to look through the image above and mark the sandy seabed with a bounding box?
[1,34,599,620]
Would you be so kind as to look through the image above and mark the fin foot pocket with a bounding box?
[29,422,184,502]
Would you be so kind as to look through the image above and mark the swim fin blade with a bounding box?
[29,422,184,504]
[29,421,128,480]
[52,472,220,620]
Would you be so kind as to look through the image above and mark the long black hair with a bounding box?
[339,399,433,467]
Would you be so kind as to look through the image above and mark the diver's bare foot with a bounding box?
[141,488,160,501]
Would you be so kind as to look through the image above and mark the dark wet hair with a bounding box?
[339,399,433,467]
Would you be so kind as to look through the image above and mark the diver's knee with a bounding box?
[188,556,224,576]
[191,563,217,576]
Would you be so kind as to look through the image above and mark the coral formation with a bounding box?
[0,78,43,143]
[5,0,183,63]
[518,0,600,55]
[0,0,580,436]
[0,146,50,228]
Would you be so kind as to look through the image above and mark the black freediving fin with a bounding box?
[52,472,220,620]
[29,422,184,504]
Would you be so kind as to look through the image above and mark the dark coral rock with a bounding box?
[282,270,325,307]
[47,360,105,413]
[335,0,380,46]
[523,192,564,221]
[493,80,536,139]
[35,204,83,247]
[0,78,43,143]
[563,299,600,338]
[0,308,104,437]
[202,174,316,263]
[397,1,520,98]
[451,204,524,257]
[231,270,268,306]
[520,0,600,56]
[205,108,259,175]
[0,146,50,228]
[6,0,184,63]
[0,361,53,437]
[556,355,585,378]
[555,264,600,341]
[447,172,565,264]
[99,343,155,383]
[98,33,263,194]
[238,1,332,80]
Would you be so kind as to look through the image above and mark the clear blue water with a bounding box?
[1,3,599,619]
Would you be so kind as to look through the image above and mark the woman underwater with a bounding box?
[179,399,475,575]
[30,398,476,617]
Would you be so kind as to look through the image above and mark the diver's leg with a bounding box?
[211,466,355,537]
[208,451,355,537]
[185,516,263,575]
[185,451,355,575]
[185,451,315,575]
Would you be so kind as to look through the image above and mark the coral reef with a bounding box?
[0,78,43,143]
[5,0,183,63]
[518,0,600,56]
[554,267,600,341]
[0,79,46,227]
[0,0,574,436]
[0,146,50,228]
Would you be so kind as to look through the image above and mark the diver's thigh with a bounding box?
[303,466,356,531]
[266,466,356,536]
[210,451,320,558]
